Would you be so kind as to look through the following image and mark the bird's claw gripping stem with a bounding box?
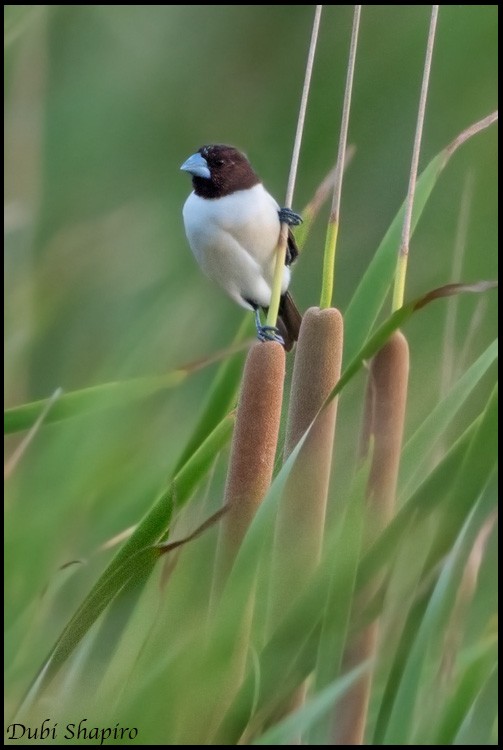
[254,308,285,346]
[257,326,285,346]
[278,207,303,227]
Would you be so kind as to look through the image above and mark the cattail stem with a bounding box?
[320,221,340,310]
[266,5,322,330]
[333,330,409,745]
[295,146,356,252]
[392,5,438,312]
[320,5,361,309]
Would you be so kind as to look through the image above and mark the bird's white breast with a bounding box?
[182,183,289,308]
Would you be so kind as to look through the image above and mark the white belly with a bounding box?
[182,183,290,309]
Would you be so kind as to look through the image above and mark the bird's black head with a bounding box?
[180,144,260,199]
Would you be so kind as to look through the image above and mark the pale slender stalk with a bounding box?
[267,9,358,735]
[392,5,439,312]
[295,145,356,252]
[266,5,322,330]
[209,8,322,731]
[320,5,361,309]
[345,35,438,741]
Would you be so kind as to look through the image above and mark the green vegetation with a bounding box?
[5,6,497,745]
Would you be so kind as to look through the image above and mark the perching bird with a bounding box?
[180,144,302,351]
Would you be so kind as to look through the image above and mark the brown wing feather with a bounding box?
[277,291,302,351]
[285,229,299,266]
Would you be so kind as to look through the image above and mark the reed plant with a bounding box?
[5,5,497,745]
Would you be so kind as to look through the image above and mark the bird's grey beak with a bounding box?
[180,152,211,179]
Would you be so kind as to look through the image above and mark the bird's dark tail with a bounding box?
[276,291,302,352]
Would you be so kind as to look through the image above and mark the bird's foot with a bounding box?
[257,325,285,347]
[278,207,303,227]
[254,308,284,346]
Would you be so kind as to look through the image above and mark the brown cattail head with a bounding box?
[264,307,343,735]
[284,307,344,457]
[215,341,286,584]
[332,329,409,746]
[269,307,344,627]
[365,329,410,531]
[202,342,285,742]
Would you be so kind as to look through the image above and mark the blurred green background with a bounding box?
[4,5,497,712]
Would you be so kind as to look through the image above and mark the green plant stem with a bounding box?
[266,224,290,330]
[392,250,408,312]
[320,5,361,309]
[320,220,339,309]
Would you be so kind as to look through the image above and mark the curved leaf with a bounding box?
[343,113,497,364]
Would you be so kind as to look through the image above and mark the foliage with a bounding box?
[5,6,497,745]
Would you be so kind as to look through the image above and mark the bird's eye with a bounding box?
[215,158,225,167]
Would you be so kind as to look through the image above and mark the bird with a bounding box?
[180,144,303,351]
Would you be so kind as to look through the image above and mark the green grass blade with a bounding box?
[371,589,427,744]
[212,453,368,743]
[324,282,496,412]
[215,620,322,745]
[360,378,497,591]
[453,665,498,746]
[399,339,498,498]
[343,153,444,364]
[69,554,157,697]
[382,489,496,744]
[252,663,369,745]
[368,386,497,742]
[344,113,497,365]
[4,372,186,434]
[427,384,498,566]
[209,430,325,743]
[16,411,235,709]
[309,461,369,744]
[358,418,478,588]
[372,472,497,744]
[433,640,497,745]
[175,318,250,472]
[18,546,159,717]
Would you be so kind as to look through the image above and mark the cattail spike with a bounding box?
[333,329,409,745]
[214,341,286,590]
[269,307,344,626]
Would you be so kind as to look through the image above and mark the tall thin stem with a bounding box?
[266,5,322,330]
[392,5,439,312]
[320,4,361,309]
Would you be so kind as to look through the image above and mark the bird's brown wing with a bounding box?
[277,291,302,352]
[285,229,299,266]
